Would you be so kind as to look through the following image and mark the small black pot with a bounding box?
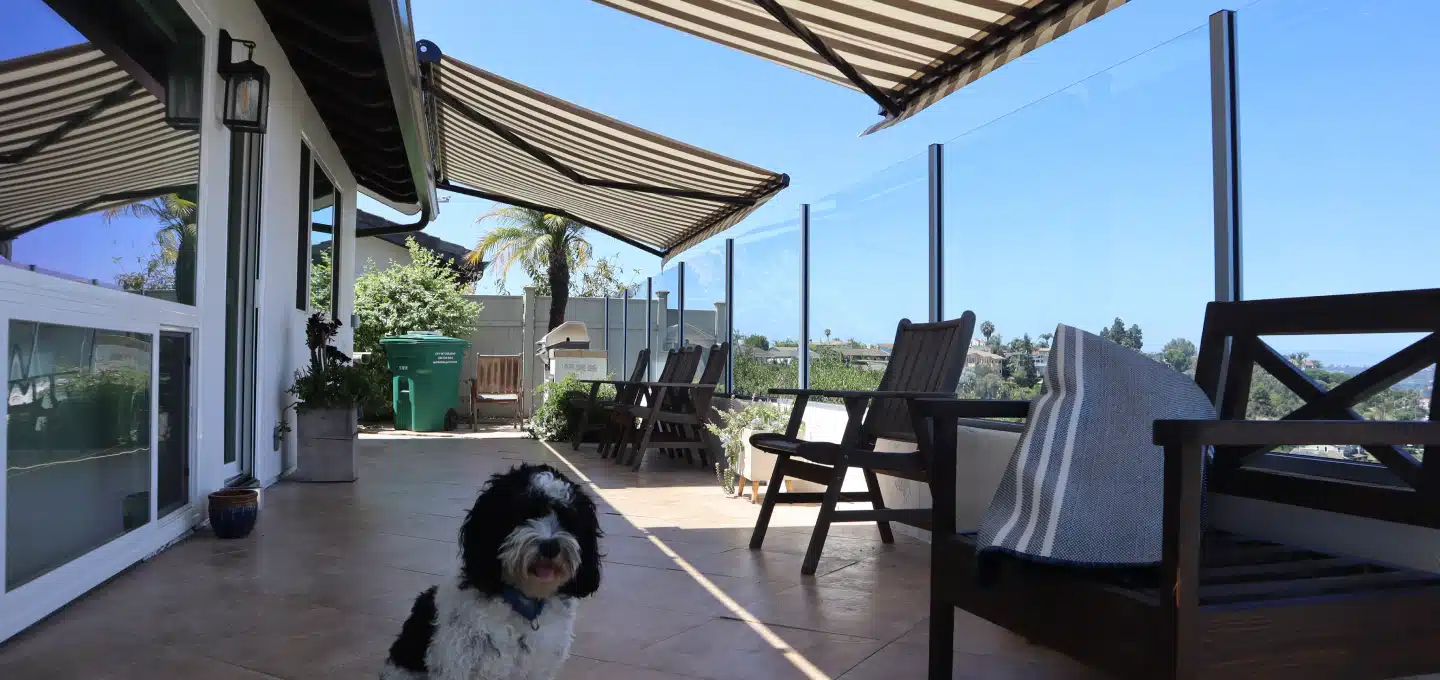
[208,489,259,539]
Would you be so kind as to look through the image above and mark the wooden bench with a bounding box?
[910,289,1440,680]
[469,354,524,430]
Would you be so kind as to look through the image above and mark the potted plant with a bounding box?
[707,401,802,502]
[208,488,259,539]
[287,313,366,482]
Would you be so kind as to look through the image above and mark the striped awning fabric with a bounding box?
[0,44,200,236]
[430,54,787,262]
[592,0,1128,134]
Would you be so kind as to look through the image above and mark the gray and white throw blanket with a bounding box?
[976,324,1216,569]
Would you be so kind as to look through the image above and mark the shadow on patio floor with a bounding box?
[0,428,1103,679]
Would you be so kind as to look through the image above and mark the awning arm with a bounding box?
[433,89,759,206]
[438,180,666,258]
[0,83,142,165]
[893,0,1068,108]
[751,0,902,118]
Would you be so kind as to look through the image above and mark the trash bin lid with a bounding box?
[381,332,470,346]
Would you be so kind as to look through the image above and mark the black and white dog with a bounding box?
[381,464,602,680]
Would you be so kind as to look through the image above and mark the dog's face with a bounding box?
[459,464,601,599]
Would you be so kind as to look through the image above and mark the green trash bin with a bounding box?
[381,332,471,432]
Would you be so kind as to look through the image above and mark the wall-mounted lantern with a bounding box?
[218,30,269,133]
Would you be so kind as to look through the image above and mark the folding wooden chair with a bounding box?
[571,347,650,451]
[616,342,731,470]
[749,315,976,575]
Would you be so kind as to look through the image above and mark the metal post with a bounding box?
[677,262,686,349]
[928,142,944,322]
[799,203,811,389]
[622,289,630,378]
[603,295,611,353]
[1210,10,1241,303]
[645,277,653,381]
[725,238,735,395]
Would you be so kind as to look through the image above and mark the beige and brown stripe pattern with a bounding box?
[0,44,199,236]
[591,0,1128,134]
[434,56,787,263]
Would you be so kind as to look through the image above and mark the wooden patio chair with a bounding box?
[615,342,732,470]
[570,347,650,451]
[469,354,524,430]
[910,289,1440,680]
[748,314,976,575]
[592,346,701,459]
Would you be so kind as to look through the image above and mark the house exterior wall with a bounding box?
[354,236,412,278]
[0,0,360,641]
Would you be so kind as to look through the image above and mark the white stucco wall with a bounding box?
[0,0,362,640]
[354,236,411,279]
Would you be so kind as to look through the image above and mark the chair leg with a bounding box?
[571,398,593,451]
[862,468,896,544]
[629,419,657,471]
[749,454,790,550]
[802,462,849,576]
[928,598,955,680]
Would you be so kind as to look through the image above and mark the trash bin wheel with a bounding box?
[444,408,459,431]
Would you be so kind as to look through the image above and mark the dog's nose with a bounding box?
[537,539,561,559]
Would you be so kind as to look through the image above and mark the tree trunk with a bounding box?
[547,244,569,331]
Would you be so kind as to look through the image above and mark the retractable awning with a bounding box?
[592,0,1128,134]
[0,45,199,237]
[422,46,788,263]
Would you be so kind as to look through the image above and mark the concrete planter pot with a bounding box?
[292,407,358,482]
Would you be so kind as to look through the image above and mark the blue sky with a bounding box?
[8,0,1437,365]
[393,0,1438,364]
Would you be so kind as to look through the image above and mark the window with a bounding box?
[295,144,340,316]
[0,0,204,304]
[6,321,152,590]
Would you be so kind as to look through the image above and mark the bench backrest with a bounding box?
[862,314,976,442]
[474,354,523,396]
[1193,288,1440,527]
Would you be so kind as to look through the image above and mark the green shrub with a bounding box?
[530,374,614,442]
[355,352,394,421]
[706,400,800,494]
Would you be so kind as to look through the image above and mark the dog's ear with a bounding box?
[458,477,511,594]
[560,484,603,598]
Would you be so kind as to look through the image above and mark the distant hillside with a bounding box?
[1327,364,1434,392]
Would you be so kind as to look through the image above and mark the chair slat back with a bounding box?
[671,345,704,383]
[862,313,977,442]
[656,349,681,382]
[615,348,652,403]
[475,354,523,396]
[696,343,731,386]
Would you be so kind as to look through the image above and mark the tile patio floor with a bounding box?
[0,429,1106,679]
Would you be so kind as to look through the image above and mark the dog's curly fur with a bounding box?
[380,464,601,680]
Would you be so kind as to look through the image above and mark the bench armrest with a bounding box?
[769,388,956,400]
[578,378,639,386]
[1153,419,1440,447]
[644,382,718,390]
[908,398,1032,420]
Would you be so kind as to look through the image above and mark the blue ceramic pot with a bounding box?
[208,489,259,539]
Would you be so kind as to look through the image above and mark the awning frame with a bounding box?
[418,40,788,260]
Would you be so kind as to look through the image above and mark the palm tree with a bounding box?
[468,206,591,330]
[980,321,995,342]
[103,193,198,304]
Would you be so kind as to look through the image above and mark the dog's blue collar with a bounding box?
[502,586,545,623]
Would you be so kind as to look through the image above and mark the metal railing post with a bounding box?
[725,238,735,395]
[677,262,686,349]
[799,203,810,390]
[1210,9,1242,304]
[928,142,944,322]
[622,289,629,378]
[645,277,653,380]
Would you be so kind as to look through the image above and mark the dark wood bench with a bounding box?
[910,289,1440,680]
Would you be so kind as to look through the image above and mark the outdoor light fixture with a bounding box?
[218,30,269,133]
[164,50,203,130]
